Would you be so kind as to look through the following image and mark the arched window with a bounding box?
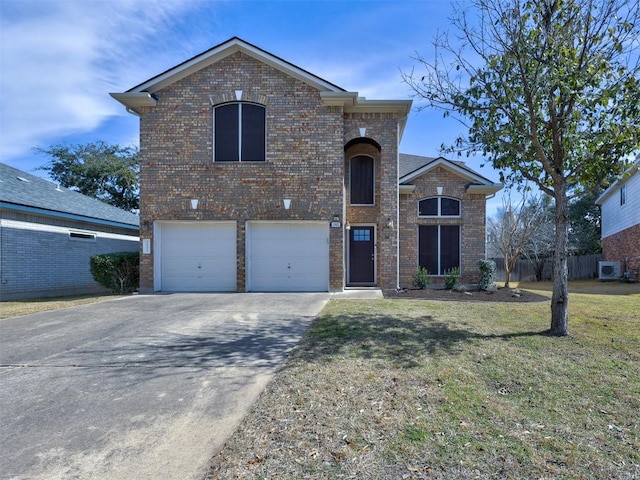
[418,196,460,217]
[214,102,265,162]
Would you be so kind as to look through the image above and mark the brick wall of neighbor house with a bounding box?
[343,113,400,289]
[138,52,345,292]
[602,224,640,275]
[399,166,487,287]
[0,212,138,300]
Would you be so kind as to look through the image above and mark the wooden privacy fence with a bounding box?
[489,253,603,282]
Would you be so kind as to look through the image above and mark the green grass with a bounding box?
[211,282,639,479]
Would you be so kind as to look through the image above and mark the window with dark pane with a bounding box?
[214,104,239,161]
[418,225,438,274]
[214,102,265,162]
[441,197,460,216]
[418,198,438,216]
[241,103,265,161]
[440,225,460,272]
[419,225,460,275]
[350,155,374,205]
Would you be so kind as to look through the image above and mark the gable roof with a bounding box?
[595,155,640,205]
[0,163,139,230]
[110,37,412,131]
[399,154,502,194]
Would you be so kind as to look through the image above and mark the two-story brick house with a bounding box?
[111,37,501,293]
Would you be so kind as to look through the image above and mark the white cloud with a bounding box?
[0,0,195,162]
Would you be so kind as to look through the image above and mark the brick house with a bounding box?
[0,163,139,300]
[595,156,640,277]
[111,37,501,293]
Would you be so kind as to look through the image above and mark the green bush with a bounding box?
[443,267,460,289]
[90,252,139,294]
[413,267,432,289]
[478,259,497,292]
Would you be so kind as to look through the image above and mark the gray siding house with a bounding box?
[0,163,139,300]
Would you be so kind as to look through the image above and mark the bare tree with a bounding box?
[488,193,544,287]
[522,196,555,281]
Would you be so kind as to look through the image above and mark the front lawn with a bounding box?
[208,282,639,479]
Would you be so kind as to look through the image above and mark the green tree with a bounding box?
[569,189,603,255]
[36,141,140,212]
[403,0,640,336]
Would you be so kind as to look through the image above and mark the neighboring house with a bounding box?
[595,156,640,276]
[111,37,500,293]
[0,163,139,300]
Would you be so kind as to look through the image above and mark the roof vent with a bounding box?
[55,185,63,192]
[17,176,30,182]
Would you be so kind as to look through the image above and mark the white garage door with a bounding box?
[156,221,236,292]
[247,222,329,292]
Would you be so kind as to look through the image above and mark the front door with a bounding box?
[348,226,375,285]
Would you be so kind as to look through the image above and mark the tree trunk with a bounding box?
[550,189,569,336]
[504,267,511,288]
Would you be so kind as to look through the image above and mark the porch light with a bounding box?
[190,199,199,210]
[345,221,351,230]
[283,198,291,210]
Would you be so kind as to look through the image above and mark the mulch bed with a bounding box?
[383,286,550,303]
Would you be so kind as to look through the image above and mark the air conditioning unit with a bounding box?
[598,261,621,281]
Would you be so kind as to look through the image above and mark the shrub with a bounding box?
[478,259,497,292]
[413,267,431,289]
[90,252,139,294]
[443,267,460,289]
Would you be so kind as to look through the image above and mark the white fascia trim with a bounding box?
[399,184,416,195]
[595,166,638,205]
[465,184,503,195]
[400,157,493,185]
[109,92,157,114]
[321,92,412,116]
[129,39,344,95]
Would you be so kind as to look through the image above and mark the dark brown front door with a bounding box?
[348,226,375,285]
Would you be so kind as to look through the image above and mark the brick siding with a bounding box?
[602,223,640,275]
[399,166,487,287]
[0,212,138,300]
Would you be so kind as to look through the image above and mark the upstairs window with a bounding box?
[620,184,627,206]
[350,155,374,205]
[214,102,265,162]
[418,196,460,217]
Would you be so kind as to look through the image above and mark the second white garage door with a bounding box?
[247,222,329,292]
[156,221,236,292]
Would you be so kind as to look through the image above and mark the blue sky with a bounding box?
[0,0,504,213]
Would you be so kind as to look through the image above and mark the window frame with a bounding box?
[418,196,461,218]
[213,102,266,162]
[349,155,375,206]
[418,224,461,276]
[620,184,627,206]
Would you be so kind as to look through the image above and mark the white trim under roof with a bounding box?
[400,156,495,185]
[123,38,345,96]
[595,159,639,205]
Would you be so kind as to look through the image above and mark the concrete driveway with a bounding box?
[0,293,330,480]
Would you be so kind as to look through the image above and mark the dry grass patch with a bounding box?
[208,285,639,479]
[1,294,124,319]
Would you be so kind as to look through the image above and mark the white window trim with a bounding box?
[212,102,266,162]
